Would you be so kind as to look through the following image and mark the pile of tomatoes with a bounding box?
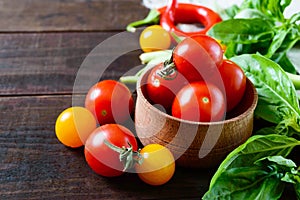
[142,26,247,122]
[55,79,175,186]
[55,24,247,186]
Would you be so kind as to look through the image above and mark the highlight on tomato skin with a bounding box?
[55,106,97,148]
[85,80,134,125]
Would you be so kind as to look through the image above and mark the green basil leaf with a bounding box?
[241,0,291,22]
[255,155,297,168]
[255,126,277,135]
[281,170,299,184]
[209,134,300,188]
[220,4,240,20]
[295,181,300,199]
[266,28,291,58]
[273,24,300,57]
[255,156,300,186]
[208,18,274,44]
[203,166,285,200]
[289,12,300,24]
[271,52,297,74]
[230,54,300,124]
[224,41,272,58]
[234,8,270,19]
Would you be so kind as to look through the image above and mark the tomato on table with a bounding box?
[172,81,226,122]
[84,124,138,177]
[146,62,188,111]
[211,59,246,112]
[85,80,134,125]
[55,106,97,148]
[135,143,175,186]
[139,25,171,52]
[173,34,223,82]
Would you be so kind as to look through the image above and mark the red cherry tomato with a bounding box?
[84,124,138,177]
[146,62,188,111]
[173,34,223,82]
[85,80,134,125]
[172,82,226,122]
[211,60,246,112]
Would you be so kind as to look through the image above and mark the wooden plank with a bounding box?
[0,95,215,199]
[0,0,149,32]
[0,95,298,199]
[0,32,143,96]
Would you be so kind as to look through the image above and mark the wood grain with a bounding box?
[0,0,149,32]
[0,95,214,199]
[0,32,143,96]
[0,0,298,199]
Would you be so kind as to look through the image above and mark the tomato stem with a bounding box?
[103,139,144,172]
[157,53,177,80]
[126,9,161,32]
[170,31,185,44]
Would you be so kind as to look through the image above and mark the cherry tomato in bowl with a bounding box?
[84,124,138,177]
[211,59,246,112]
[135,144,175,186]
[146,62,188,111]
[172,81,226,122]
[55,106,97,148]
[173,34,223,82]
[85,80,134,125]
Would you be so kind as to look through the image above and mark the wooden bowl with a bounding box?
[135,68,258,168]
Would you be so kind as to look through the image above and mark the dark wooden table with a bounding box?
[0,0,298,199]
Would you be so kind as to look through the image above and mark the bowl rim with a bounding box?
[136,66,258,126]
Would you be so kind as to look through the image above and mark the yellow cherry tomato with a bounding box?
[55,107,97,148]
[135,143,175,186]
[139,25,171,52]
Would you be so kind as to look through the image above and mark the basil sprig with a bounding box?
[203,135,300,200]
[208,0,300,74]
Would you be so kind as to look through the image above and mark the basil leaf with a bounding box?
[204,155,299,199]
[228,40,271,57]
[209,134,300,188]
[289,12,300,24]
[208,18,274,44]
[266,28,291,58]
[241,0,291,22]
[202,166,284,200]
[296,181,300,199]
[230,54,300,124]
[255,155,297,168]
[255,156,300,193]
[276,25,300,52]
[220,4,240,19]
[234,8,270,20]
[272,52,297,74]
